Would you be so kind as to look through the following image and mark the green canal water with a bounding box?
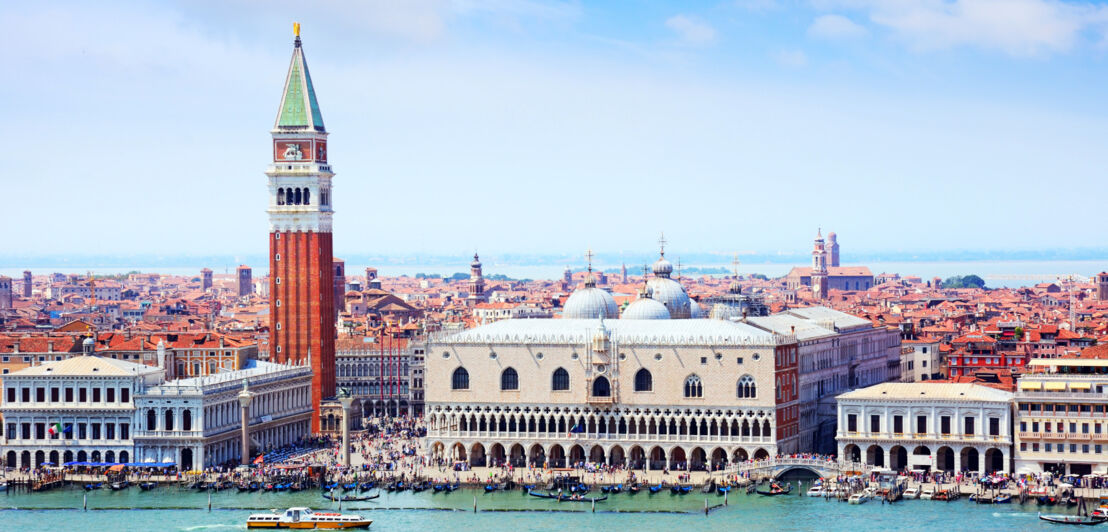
[0,485,1087,531]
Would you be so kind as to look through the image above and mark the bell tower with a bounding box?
[266,23,336,431]
[811,230,829,301]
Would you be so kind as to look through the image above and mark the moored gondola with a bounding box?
[322,491,381,502]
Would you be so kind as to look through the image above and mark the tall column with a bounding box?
[340,391,355,468]
[238,380,254,465]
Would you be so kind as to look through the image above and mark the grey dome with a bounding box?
[652,257,674,277]
[689,299,705,319]
[647,278,691,319]
[621,297,671,320]
[563,287,619,319]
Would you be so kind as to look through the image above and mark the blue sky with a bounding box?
[4,0,1108,262]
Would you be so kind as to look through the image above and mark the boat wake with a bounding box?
[177,525,245,531]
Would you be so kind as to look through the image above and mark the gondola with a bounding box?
[323,492,381,502]
[109,481,129,491]
[529,490,560,499]
[84,482,103,491]
[519,484,535,493]
[670,485,691,495]
[1038,512,1108,526]
[411,481,428,493]
[557,493,607,503]
[628,484,640,494]
[484,483,501,493]
[359,482,376,491]
[237,482,253,492]
[756,485,792,496]
[445,482,459,492]
[994,494,1012,504]
[322,482,338,491]
[343,482,359,491]
[717,485,732,495]
[139,482,157,491]
[649,484,663,494]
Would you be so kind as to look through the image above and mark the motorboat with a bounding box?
[806,485,826,497]
[247,507,372,529]
[848,491,870,504]
[902,486,920,499]
[919,487,935,500]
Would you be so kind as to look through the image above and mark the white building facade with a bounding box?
[836,382,1013,474]
[134,361,313,469]
[424,318,798,471]
[1013,358,1108,476]
[2,344,164,469]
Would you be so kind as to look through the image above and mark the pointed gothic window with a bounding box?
[303,189,310,205]
[634,368,653,392]
[684,375,703,398]
[500,368,519,391]
[451,367,469,390]
[552,368,569,391]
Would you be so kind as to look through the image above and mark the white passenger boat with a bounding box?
[806,485,826,497]
[848,491,870,504]
[246,507,372,529]
[902,486,920,499]
[920,487,935,500]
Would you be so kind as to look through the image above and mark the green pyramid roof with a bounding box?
[275,37,325,132]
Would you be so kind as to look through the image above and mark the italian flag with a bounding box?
[48,423,62,436]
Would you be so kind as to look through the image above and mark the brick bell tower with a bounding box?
[267,23,336,431]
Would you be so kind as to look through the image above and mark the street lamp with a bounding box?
[238,379,254,465]
[338,387,355,468]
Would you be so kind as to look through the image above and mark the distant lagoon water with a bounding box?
[3,260,1107,289]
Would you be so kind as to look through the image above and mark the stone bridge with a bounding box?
[730,458,869,480]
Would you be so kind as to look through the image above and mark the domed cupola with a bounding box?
[562,249,619,319]
[645,233,691,319]
[622,280,670,320]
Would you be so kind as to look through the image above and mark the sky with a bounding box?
[4,0,1108,264]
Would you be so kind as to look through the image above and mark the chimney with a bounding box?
[48,340,54,353]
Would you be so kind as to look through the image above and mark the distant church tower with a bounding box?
[828,232,840,267]
[467,252,487,304]
[1098,272,1108,301]
[0,276,11,309]
[621,263,627,284]
[266,24,336,431]
[811,230,829,301]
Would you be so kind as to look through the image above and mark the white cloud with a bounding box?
[808,14,869,39]
[665,14,717,45]
[816,0,1108,56]
[773,48,809,67]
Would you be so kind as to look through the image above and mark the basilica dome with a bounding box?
[647,277,692,319]
[621,297,671,320]
[563,285,619,319]
[689,299,705,319]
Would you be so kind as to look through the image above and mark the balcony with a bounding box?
[1018,431,1039,440]
[586,396,615,405]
